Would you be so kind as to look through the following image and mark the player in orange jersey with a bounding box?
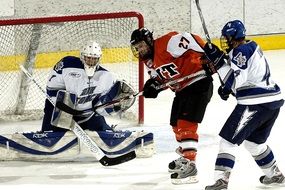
[130,28,213,184]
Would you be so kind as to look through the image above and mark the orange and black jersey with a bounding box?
[145,31,206,91]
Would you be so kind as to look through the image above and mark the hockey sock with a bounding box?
[173,120,198,161]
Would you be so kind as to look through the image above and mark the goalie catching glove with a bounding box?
[92,80,136,116]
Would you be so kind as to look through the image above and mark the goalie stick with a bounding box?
[19,65,136,166]
[56,70,206,116]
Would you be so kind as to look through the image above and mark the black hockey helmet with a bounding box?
[130,28,153,45]
[130,28,154,60]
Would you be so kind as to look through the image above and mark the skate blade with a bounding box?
[171,175,199,185]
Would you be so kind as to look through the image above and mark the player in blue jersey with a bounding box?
[41,41,135,132]
[202,20,284,190]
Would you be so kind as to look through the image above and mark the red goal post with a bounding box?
[0,12,145,124]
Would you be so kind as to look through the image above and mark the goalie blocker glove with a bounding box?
[203,42,228,72]
[143,78,163,98]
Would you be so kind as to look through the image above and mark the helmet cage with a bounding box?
[220,35,232,53]
[80,41,102,77]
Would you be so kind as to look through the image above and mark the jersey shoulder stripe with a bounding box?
[53,56,84,74]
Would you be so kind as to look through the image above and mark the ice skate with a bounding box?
[168,156,189,173]
[205,178,228,190]
[169,158,198,184]
[260,166,285,185]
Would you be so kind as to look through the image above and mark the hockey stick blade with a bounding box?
[72,122,136,166]
[99,151,136,166]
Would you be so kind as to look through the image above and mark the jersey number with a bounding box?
[178,36,190,49]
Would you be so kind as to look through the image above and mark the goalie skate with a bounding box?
[169,157,198,184]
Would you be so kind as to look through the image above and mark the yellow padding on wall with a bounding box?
[0,47,135,71]
[210,34,285,51]
[1,34,284,72]
[247,34,285,50]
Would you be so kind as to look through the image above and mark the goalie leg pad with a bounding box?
[0,130,154,161]
[81,130,155,158]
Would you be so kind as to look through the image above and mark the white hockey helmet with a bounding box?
[80,41,102,77]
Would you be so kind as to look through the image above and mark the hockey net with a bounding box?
[0,12,144,124]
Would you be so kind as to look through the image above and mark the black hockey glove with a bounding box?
[200,54,217,75]
[218,85,232,101]
[143,78,163,98]
[204,43,227,71]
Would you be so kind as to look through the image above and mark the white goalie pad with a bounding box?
[0,129,155,161]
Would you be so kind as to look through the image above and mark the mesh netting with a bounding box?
[0,12,142,122]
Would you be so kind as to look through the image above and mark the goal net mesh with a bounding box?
[0,12,144,123]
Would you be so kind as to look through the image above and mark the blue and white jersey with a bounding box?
[46,56,116,114]
[217,40,283,105]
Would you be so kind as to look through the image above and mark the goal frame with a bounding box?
[0,11,145,124]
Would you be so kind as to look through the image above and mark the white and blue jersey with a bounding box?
[42,56,117,132]
[217,40,284,145]
[47,56,116,114]
[217,40,283,104]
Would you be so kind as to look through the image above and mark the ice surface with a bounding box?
[1,50,285,190]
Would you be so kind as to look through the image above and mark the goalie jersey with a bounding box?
[218,40,283,104]
[47,56,116,116]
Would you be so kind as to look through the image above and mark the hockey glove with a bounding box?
[204,43,227,71]
[218,85,231,101]
[200,54,217,75]
[143,78,163,98]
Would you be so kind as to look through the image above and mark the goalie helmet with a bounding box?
[130,28,154,60]
[80,41,102,77]
[220,20,246,52]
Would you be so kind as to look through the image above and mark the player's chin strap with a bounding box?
[19,65,136,166]
[55,70,206,116]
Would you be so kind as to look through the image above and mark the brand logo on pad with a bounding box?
[33,133,48,138]
[113,133,126,138]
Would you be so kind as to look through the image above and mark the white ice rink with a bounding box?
[1,49,285,190]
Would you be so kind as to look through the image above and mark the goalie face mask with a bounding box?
[80,41,102,77]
